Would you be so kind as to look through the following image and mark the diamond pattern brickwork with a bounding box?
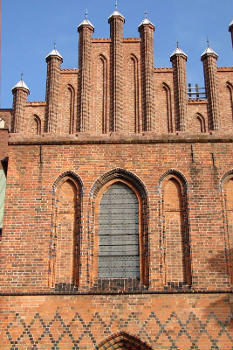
[2,309,233,350]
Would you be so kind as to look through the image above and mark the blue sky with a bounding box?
[1,0,233,108]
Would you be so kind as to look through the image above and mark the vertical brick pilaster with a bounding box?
[108,12,125,132]
[138,20,155,132]
[11,83,29,133]
[201,48,220,130]
[170,48,188,132]
[45,52,63,133]
[77,21,94,132]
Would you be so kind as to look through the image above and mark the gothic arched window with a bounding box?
[98,181,139,279]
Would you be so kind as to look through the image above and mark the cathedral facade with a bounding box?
[0,9,233,350]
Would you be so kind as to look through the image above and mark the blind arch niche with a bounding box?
[98,181,139,278]
[50,172,82,289]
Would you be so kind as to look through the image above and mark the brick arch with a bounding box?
[52,171,83,193]
[90,168,148,200]
[49,171,83,289]
[67,84,75,134]
[158,169,188,192]
[226,82,233,126]
[128,54,140,133]
[88,169,149,289]
[226,81,233,94]
[97,332,153,350]
[162,82,173,133]
[220,169,233,188]
[159,170,191,287]
[194,112,206,133]
[30,114,41,135]
[98,54,108,133]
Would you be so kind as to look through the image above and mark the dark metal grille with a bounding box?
[98,182,139,278]
[187,83,206,100]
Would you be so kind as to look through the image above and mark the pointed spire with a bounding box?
[138,10,154,28]
[78,9,94,30]
[108,0,125,21]
[170,42,188,59]
[12,73,30,93]
[46,42,63,61]
[201,38,218,58]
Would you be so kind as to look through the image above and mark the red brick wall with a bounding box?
[0,138,232,293]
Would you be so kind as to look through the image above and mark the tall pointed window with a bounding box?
[98,181,139,278]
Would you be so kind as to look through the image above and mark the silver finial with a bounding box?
[85,9,88,19]
[21,72,23,81]
[54,41,56,50]
[115,0,118,10]
[207,37,210,48]
[176,41,179,48]
[144,10,148,19]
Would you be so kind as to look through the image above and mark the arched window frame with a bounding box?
[67,84,75,134]
[94,179,142,281]
[226,81,233,124]
[195,112,206,133]
[97,331,153,350]
[89,169,149,290]
[159,170,192,287]
[129,54,140,133]
[34,115,41,135]
[162,82,173,133]
[98,54,108,134]
[49,171,83,289]
[221,170,233,284]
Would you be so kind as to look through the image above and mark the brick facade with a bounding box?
[0,10,232,350]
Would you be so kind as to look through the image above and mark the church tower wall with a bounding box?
[0,9,233,350]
